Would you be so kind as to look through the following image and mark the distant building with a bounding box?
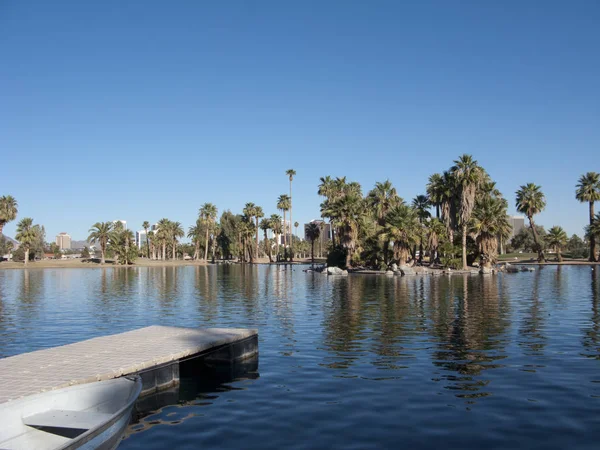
[304,220,332,242]
[508,216,525,240]
[55,232,71,250]
[135,230,149,249]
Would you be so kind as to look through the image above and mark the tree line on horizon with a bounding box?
[1,160,600,267]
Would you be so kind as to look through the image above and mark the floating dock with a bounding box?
[0,326,258,404]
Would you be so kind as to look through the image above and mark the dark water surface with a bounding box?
[1,265,599,449]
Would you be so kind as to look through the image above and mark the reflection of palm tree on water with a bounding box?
[430,275,510,400]
[582,268,600,358]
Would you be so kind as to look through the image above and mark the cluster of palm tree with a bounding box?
[5,165,600,268]
[87,221,138,264]
[576,172,600,262]
[317,155,514,270]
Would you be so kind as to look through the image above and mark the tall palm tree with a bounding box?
[516,183,547,262]
[546,226,568,262]
[169,221,184,260]
[426,174,444,219]
[260,218,273,263]
[156,218,171,260]
[470,196,510,270]
[0,195,18,239]
[200,203,218,261]
[367,180,401,226]
[439,171,457,244]
[286,169,296,261]
[243,203,258,262]
[380,204,420,265]
[255,206,264,260]
[324,189,364,268]
[575,172,600,262]
[142,221,150,259]
[277,195,290,259]
[188,219,203,260]
[412,194,431,263]
[426,218,446,265]
[88,221,113,264]
[590,213,600,245]
[15,218,37,265]
[306,222,320,265]
[270,214,282,261]
[451,154,485,270]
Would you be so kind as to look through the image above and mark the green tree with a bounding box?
[260,218,273,263]
[546,226,568,262]
[451,154,486,270]
[0,195,18,239]
[188,219,204,260]
[168,221,184,260]
[81,246,90,259]
[286,169,296,261]
[381,204,420,265]
[50,242,61,259]
[88,222,113,264]
[589,213,600,251]
[142,221,151,259]
[426,173,444,219]
[575,172,600,262]
[277,195,291,260]
[270,214,282,261]
[156,218,171,260]
[306,222,320,265]
[470,197,510,270]
[516,183,547,262]
[15,218,37,265]
[200,203,218,261]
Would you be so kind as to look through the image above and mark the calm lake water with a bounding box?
[1,265,599,449]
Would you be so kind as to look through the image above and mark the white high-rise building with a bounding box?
[135,230,149,249]
[55,232,71,250]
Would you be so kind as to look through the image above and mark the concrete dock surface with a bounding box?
[0,326,258,403]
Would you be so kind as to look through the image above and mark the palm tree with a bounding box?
[188,219,203,260]
[169,221,184,260]
[156,218,171,260]
[277,195,290,260]
[590,213,600,245]
[88,222,113,264]
[243,203,258,262]
[451,154,485,270]
[367,180,401,226]
[426,174,444,219]
[255,206,264,260]
[516,183,547,262]
[260,218,273,263]
[546,226,568,262]
[412,194,431,264]
[200,203,218,261]
[286,169,296,261]
[270,214,282,261]
[0,195,18,239]
[470,197,510,270]
[575,172,600,262]
[439,171,457,244]
[306,222,320,265]
[426,218,446,265]
[142,221,150,259]
[15,218,37,265]
[381,204,420,265]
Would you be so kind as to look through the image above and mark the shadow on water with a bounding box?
[124,354,259,439]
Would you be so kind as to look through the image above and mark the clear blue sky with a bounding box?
[1,1,599,241]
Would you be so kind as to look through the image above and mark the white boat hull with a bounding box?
[0,376,142,450]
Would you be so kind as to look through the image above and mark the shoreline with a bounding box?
[0,257,316,270]
[0,257,597,271]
